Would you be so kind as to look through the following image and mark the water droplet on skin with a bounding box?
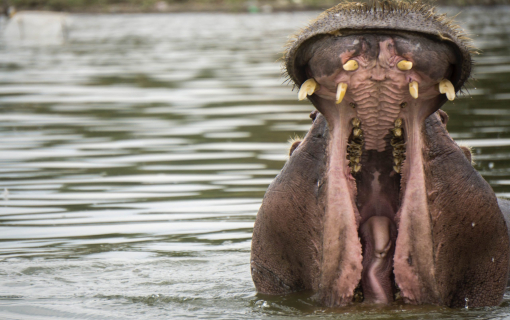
[489,162,495,169]
[471,222,476,227]
[492,257,495,262]
[465,297,469,309]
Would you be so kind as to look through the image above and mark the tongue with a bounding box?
[360,216,397,304]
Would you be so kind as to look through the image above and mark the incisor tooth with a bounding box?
[298,78,319,101]
[397,60,413,71]
[409,81,419,99]
[343,60,359,71]
[439,79,455,101]
[336,82,348,104]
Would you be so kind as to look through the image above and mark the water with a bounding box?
[0,7,510,319]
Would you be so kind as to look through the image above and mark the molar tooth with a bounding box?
[397,60,413,71]
[394,118,403,127]
[393,165,401,174]
[393,128,402,137]
[343,60,359,71]
[439,79,455,101]
[353,128,362,138]
[336,82,348,104]
[409,81,419,99]
[298,78,319,101]
[351,117,361,127]
[394,158,402,166]
[353,163,361,173]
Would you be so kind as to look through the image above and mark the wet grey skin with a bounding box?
[251,1,510,308]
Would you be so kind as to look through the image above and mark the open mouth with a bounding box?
[251,1,510,309]
[293,31,459,305]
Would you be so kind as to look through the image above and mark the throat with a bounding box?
[356,149,401,303]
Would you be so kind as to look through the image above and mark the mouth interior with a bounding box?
[296,31,458,305]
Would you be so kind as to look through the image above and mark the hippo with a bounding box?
[251,1,510,308]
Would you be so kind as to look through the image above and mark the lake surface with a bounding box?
[1,7,510,319]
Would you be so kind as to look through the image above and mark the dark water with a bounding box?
[0,7,510,319]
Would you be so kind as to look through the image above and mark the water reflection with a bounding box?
[0,7,510,320]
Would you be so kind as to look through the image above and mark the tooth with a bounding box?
[353,163,361,173]
[394,118,403,127]
[393,128,402,137]
[336,82,348,104]
[353,128,362,137]
[298,78,319,101]
[393,165,401,174]
[350,156,360,164]
[394,158,402,166]
[409,81,419,99]
[397,60,413,71]
[343,60,359,71]
[439,79,455,101]
[351,117,361,127]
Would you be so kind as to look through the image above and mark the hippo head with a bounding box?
[251,1,510,308]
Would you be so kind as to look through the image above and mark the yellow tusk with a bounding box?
[298,78,319,101]
[336,82,348,104]
[409,81,419,99]
[439,79,455,101]
[343,60,359,71]
[397,60,413,71]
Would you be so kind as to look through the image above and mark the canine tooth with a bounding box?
[439,79,455,101]
[394,118,403,127]
[298,78,319,100]
[351,117,361,127]
[409,81,419,99]
[336,82,348,104]
[397,60,413,71]
[343,60,358,71]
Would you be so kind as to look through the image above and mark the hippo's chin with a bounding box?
[251,1,510,308]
